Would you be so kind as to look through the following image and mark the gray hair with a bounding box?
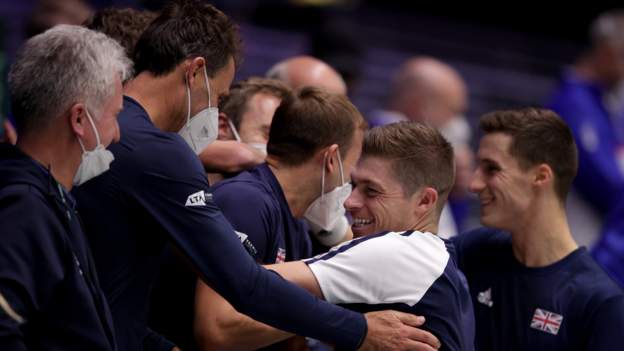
[591,9,624,45]
[8,24,132,133]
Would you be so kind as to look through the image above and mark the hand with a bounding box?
[358,311,440,351]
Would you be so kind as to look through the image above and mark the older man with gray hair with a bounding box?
[0,24,131,350]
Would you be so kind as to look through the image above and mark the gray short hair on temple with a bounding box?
[8,24,132,133]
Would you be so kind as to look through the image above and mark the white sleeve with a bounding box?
[307,232,450,307]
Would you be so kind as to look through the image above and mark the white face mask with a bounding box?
[227,118,268,156]
[179,66,219,154]
[303,150,353,233]
[73,109,115,186]
[248,143,267,156]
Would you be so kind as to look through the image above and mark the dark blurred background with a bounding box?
[0,0,620,124]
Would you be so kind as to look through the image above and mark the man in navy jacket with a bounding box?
[0,25,131,350]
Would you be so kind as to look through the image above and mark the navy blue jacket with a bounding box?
[72,96,366,351]
[212,163,312,264]
[453,228,624,350]
[0,144,116,351]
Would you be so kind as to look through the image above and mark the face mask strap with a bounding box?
[202,65,212,109]
[336,149,345,185]
[77,136,87,153]
[226,118,241,142]
[84,109,102,147]
[320,152,327,201]
[185,73,198,151]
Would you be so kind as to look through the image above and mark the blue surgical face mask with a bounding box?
[73,109,115,186]
[179,66,219,154]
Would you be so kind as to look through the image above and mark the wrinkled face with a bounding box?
[469,133,534,230]
[237,93,281,145]
[345,156,417,236]
[84,75,123,149]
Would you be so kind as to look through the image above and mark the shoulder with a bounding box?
[212,172,275,208]
[568,251,624,302]
[453,227,510,252]
[0,184,56,225]
[113,99,203,180]
[307,231,452,306]
[451,227,511,271]
[0,184,65,253]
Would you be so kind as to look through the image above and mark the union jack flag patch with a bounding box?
[530,308,563,335]
[275,248,286,264]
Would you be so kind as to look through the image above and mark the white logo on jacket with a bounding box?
[477,288,493,307]
[185,190,212,207]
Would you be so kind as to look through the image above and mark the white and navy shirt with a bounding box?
[306,231,475,351]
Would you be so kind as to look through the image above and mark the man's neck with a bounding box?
[124,71,183,132]
[410,213,439,236]
[267,159,320,218]
[509,198,578,268]
[17,131,80,190]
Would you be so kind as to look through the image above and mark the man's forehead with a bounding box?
[353,156,392,183]
[477,133,513,160]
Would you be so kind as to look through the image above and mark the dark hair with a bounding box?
[133,0,241,77]
[267,87,367,166]
[479,108,578,202]
[85,7,158,62]
[363,121,455,212]
[220,77,291,129]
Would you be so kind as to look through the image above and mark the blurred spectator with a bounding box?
[548,9,624,215]
[368,56,474,235]
[25,0,93,38]
[548,9,624,287]
[267,55,347,95]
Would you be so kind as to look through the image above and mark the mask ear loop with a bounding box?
[320,152,327,202]
[84,109,102,147]
[202,65,212,109]
[226,119,241,142]
[185,71,197,151]
[76,108,101,152]
[336,149,345,185]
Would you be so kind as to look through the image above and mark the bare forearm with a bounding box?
[194,280,293,351]
[199,141,264,173]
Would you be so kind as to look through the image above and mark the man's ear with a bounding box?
[412,187,439,215]
[69,103,87,138]
[218,113,233,140]
[533,163,554,189]
[324,144,340,174]
[185,57,206,87]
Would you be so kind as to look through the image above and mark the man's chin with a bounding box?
[351,223,376,237]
